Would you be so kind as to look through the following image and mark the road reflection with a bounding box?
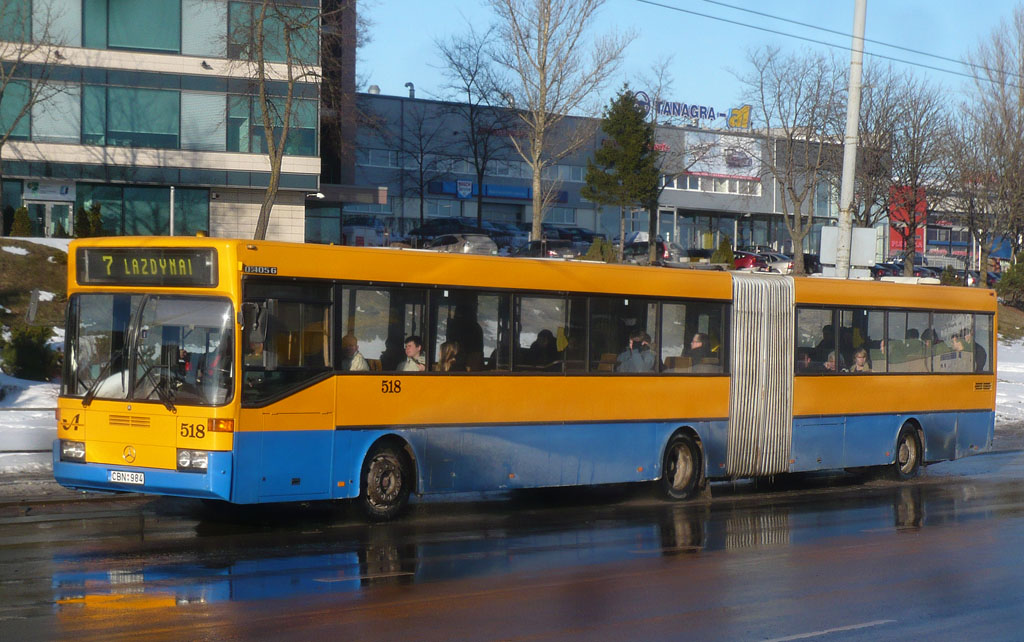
[51,476,1022,618]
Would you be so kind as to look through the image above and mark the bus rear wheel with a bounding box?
[360,444,411,521]
[892,425,922,480]
[661,434,702,500]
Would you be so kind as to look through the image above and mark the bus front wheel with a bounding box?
[360,444,411,521]
[892,425,923,480]
[661,434,703,500]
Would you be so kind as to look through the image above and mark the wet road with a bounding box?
[3,451,1024,641]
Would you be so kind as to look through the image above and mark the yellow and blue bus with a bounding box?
[54,237,996,518]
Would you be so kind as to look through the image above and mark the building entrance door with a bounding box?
[25,201,73,237]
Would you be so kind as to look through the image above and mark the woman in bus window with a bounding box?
[436,341,460,372]
[849,348,871,373]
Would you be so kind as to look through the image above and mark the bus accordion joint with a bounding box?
[208,418,234,433]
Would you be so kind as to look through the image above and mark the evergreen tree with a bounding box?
[10,206,31,236]
[581,86,660,261]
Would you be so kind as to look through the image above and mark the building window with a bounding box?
[544,207,575,225]
[227,95,318,157]
[181,92,227,151]
[106,87,180,148]
[31,84,81,144]
[0,0,31,42]
[0,80,30,141]
[84,0,182,53]
[426,199,459,217]
[182,0,227,57]
[228,1,319,65]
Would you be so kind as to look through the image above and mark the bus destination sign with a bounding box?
[77,248,218,287]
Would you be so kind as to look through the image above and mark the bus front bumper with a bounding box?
[52,441,233,501]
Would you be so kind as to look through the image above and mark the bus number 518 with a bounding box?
[381,379,401,394]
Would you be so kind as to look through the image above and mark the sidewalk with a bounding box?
[4,423,1023,510]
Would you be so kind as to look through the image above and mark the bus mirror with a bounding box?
[241,302,268,344]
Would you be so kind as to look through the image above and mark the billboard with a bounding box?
[684,132,761,180]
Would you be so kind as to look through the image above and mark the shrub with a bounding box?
[9,206,31,236]
[996,258,1024,308]
[584,238,617,263]
[0,324,56,381]
[940,265,961,286]
[710,238,734,265]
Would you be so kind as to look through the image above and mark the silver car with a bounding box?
[760,252,793,274]
[424,233,498,255]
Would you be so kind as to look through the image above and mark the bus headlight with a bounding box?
[177,449,209,473]
[60,440,86,462]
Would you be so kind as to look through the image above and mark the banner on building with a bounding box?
[456,180,472,199]
[888,186,926,254]
[24,181,75,202]
[684,132,760,180]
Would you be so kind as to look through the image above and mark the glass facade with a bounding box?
[76,184,209,236]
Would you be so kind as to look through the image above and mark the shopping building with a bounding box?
[339,90,841,253]
[0,0,326,241]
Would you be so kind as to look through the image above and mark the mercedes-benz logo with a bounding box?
[122,445,137,463]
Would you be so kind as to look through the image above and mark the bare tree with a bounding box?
[846,63,901,229]
[739,47,845,275]
[0,0,68,231]
[396,104,451,230]
[436,25,515,227]
[230,1,326,240]
[940,110,1004,284]
[885,75,947,275]
[962,6,1024,277]
[488,0,633,240]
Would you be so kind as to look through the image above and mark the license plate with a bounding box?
[109,470,145,485]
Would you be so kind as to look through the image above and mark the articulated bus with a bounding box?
[54,237,996,519]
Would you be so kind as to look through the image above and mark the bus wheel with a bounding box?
[661,434,702,500]
[893,425,922,480]
[360,444,411,521]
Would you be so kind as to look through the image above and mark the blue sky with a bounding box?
[359,0,1021,117]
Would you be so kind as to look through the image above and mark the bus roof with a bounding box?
[67,237,997,312]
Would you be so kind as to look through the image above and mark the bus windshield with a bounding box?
[65,294,234,406]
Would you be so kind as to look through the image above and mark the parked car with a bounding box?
[513,239,578,259]
[759,252,793,274]
[407,217,483,247]
[623,240,685,266]
[481,221,528,249]
[341,215,386,247]
[733,250,768,271]
[963,270,1001,287]
[423,233,498,255]
[870,263,900,279]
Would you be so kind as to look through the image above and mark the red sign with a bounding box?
[889,187,926,254]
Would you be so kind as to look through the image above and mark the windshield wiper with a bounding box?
[139,364,177,413]
[82,347,125,408]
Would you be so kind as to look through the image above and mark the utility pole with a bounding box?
[835,0,867,278]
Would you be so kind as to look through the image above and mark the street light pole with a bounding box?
[835,0,867,279]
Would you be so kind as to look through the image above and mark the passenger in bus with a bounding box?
[529,329,561,370]
[400,335,426,372]
[448,303,484,371]
[436,340,460,372]
[686,333,711,360]
[341,334,369,372]
[824,351,840,372]
[849,348,871,373]
[795,347,821,373]
[963,327,987,372]
[616,330,655,373]
[814,324,835,361]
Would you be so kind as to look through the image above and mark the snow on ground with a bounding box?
[2,246,28,255]
[3,339,1024,475]
[2,237,72,252]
